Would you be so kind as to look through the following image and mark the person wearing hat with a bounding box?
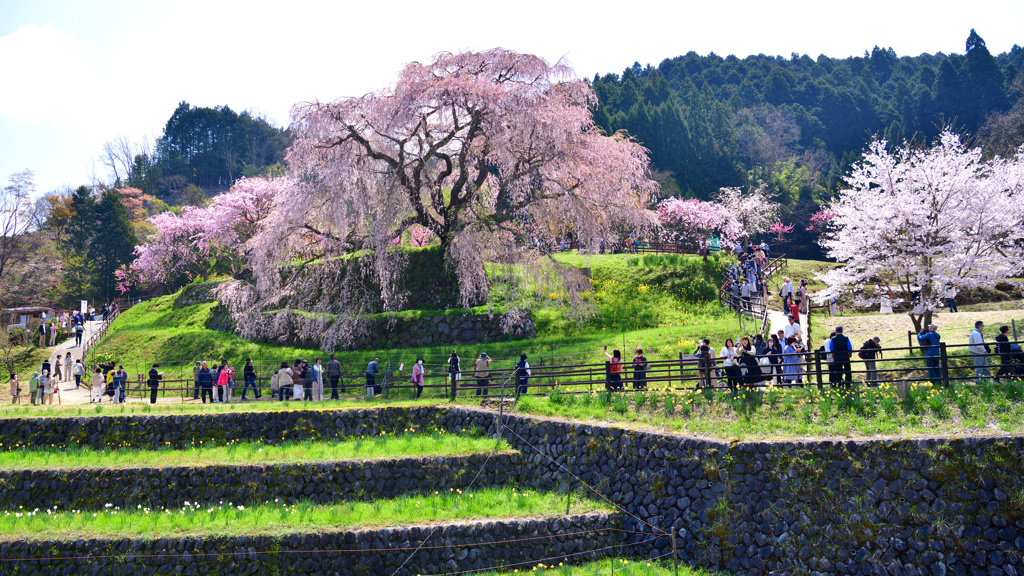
[28,372,40,406]
[917,323,942,385]
[515,354,531,395]
[412,356,425,398]
[148,364,163,404]
[474,352,491,396]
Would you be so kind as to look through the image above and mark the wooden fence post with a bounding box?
[814,349,823,390]
[678,352,685,389]
[1013,320,1018,341]
[940,342,950,388]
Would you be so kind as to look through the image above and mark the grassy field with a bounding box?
[84,252,750,377]
[472,558,718,576]
[0,433,510,470]
[503,380,1024,440]
[0,486,607,540]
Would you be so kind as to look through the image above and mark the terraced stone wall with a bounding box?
[0,512,617,576]
[0,452,521,512]
[2,406,1022,575]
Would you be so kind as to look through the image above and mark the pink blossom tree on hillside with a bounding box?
[656,198,729,244]
[235,49,658,347]
[814,131,1024,332]
[131,177,288,289]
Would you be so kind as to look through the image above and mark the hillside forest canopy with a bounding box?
[2,30,1023,328]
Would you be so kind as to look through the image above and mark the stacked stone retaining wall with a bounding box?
[0,405,1022,575]
[0,512,617,576]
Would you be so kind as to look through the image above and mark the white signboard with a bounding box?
[80,300,88,315]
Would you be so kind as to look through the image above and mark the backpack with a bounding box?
[858,350,867,359]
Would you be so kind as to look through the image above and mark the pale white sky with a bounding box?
[1,0,1021,194]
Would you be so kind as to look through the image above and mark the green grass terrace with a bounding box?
[0,433,510,470]
[0,487,608,540]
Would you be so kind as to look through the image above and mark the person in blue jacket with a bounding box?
[917,323,942,385]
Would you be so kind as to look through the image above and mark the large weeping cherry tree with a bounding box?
[228,49,658,349]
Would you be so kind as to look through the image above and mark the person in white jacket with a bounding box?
[968,321,990,380]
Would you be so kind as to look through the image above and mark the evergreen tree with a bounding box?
[965,29,1007,127]
[87,190,137,299]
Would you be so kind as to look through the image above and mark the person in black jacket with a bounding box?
[197,362,214,403]
[241,358,260,400]
[738,349,763,387]
[326,354,343,399]
[148,364,163,404]
[994,326,1013,382]
[858,337,882,386]
[828,327,853,386]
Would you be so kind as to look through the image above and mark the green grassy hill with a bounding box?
[88,252,765,375]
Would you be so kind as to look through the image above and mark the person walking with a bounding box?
[147,364,162,404]
[827,327,853,387]
[412,356,426,399]
[198,361,214,403]
[631,348,648,390]
[9,373,20,404]
[91,367,105,403]
[994,325,1014,382]
[917,324,942,385]
[515,354,531,395]
[968,321,991,381]
[858,337,882,386]
[241,358,260,400]
[74,323,84,347]
[473,352,491,396]
[312,358,324,401]
[53,356,63,383]
[326,354,343,399]
[365,358,380,396]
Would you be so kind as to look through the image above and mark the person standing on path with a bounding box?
[53,356,63,383]
[72,359,84,389]
[859,337,882,385]
[28,372,40,405]
[473,352,491,396]
[968,321,991,381]
[301,360,314,401]
[148,364,162,404]
[192,361,201,400]
[326,354,343,399]
[312,358,324,401]
[198,362,214,403]
[37,323,45,348]
[49,321,58,347]
[780,277,794,309]
[448,350,461,397]
[603,346,623,391]
[412,356,426,399]
[918,324,942,385]
[631,348,648,390]
[827,327,853,386]
[9,373,20,404]
[91,367,105,403]
[515,354,531,395]
[994,325,1014,382]
[63,352,72,381]
[365,358,380,396]
[41,371,55,404]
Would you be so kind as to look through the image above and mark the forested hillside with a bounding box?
[590,29,1024,257]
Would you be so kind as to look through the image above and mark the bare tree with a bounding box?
[0,170,34,292]
[101,135,138,186]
